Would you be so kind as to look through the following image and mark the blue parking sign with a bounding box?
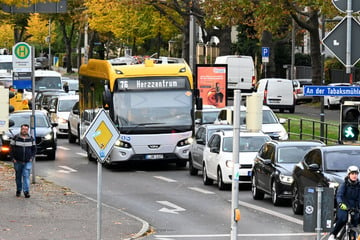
[262,47,270,57]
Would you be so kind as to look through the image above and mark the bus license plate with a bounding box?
[145,154,164,159]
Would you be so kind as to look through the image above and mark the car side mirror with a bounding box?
[210,146,219,153]
[49,108,56,113]
[308,163,320,171]
[73,109,80,115]
[8,119,14,128]
[51,123,58,128]
[279,118,287,124]
[263,159,272,165]
[196,138,205,145]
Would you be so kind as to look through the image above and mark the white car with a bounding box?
[213,105,288,140]
[202,130,271,190]
[324,83,351,109]
[48,94,79,135]
[68,100,80,143]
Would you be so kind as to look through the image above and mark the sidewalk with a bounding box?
[0,161,150,240]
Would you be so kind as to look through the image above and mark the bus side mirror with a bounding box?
[103,85,112,110]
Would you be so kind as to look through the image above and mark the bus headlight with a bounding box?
[115,140,132,148]
[177,138,192,147]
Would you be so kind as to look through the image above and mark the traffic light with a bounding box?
[340,104,360,142]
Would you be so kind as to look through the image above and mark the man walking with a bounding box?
[10,124,36,198]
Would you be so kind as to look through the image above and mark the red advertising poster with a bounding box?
[196,64,227,108]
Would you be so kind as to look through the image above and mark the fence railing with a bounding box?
[285,118,340,145]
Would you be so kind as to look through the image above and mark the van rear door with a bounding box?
[266,79,294,105]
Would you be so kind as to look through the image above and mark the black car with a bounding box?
[1,110,58,160]
[292,145,360,215]
[251,140,324,206]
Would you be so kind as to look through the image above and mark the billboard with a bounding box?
[196,64,227,108]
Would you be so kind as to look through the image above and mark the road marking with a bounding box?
[57,165,77,174]
[238,200,303,225]
[57,146,71,151]
[157,201,186,214]
[154,176,177,182]
[154,232,319,239]
[77,152,87,157]
[188,187,215,194]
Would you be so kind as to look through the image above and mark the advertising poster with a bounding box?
[196,64,227,108]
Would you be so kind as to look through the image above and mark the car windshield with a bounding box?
[202,111,220,124]
[277,146,316,163]
[10,114,49,128]
[58,99,77,112]
[325,150,360,171]
[223,136,270,152]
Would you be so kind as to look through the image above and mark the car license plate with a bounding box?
[145,154,164,159]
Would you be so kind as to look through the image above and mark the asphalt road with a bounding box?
[32,138,324,240]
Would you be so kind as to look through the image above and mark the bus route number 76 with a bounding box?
[119,80,128,89]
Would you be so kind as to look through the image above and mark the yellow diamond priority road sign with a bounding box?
[84,109,120,163]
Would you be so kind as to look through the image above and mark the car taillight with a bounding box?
[263,90,267,104]
[296,89,302,94]
[1,146,10,152]
[252,76,256,87]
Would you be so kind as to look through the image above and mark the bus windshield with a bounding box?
[113,90,193,130]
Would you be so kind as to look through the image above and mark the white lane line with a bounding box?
[238,200,303,225]
[57,146,71,150]
[188,187,215,194]
[154,232,319,238]
[57,165,78,174]
[77,152,87,157]
[154,176,177,182]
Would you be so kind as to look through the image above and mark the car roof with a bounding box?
[55,94,79,100]
[215,129,269,138]
[320,145,360,152]
[220,105,272,111]
[268,140,325,147]
[34,70,61,77]
[200,124,233,130]
[11,110,48,116]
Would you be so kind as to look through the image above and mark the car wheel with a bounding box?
[87,146,96,162]
[271,181,281,206]
[292,182,303,215]
[289,106,295,113]
[47,150,56,160]
[188,155,198,176]
[68,125,76,143]
[251,174,264,200]
[217,168,228,190]
[176,161,187,168]
[203,164,213,185]
[77,125,81,145]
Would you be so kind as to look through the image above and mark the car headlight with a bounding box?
[2,134,10,141]
[329,181,339,188]
[225,160,233,168]
[44,133,53,140]
[279,174,293,184]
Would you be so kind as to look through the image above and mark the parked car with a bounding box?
[256,78,295,113]
[291,145,360,215]
[189,124,233,176]
[48,94,79,136]
[68,100,80,143]
[213,105,288,140]
[203,130,271,190]
[292,79,313,104]
[251,140,325,206]
[1,110,58,160]
[324,83,351,109]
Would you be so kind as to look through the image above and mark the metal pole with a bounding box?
[316,187,323,240]
[230,89,241,240]
[84,15,89,64]
[48,19,51,69]
[97,161,102,240]
[345,0,352,74]
[320,16,325,142]
[31,46,36,184]
[189,13,195,72]
[291,18,295,80]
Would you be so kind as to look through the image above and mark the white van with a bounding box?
[215,55,256,95]
[256,78,295,113]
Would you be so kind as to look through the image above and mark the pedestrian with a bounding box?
[10,124,36,198]
[62,54,67,68]
[63,81,69,93]
[328,165,360,240]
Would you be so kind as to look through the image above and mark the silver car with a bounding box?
[189,124,233,176]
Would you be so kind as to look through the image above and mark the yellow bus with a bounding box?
[79,57,196,167]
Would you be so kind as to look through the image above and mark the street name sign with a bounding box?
[304,85,360,96]
[84,109,120,163]
[12,42,32,89]
[322,17,360,67]
[332,0,360,13]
